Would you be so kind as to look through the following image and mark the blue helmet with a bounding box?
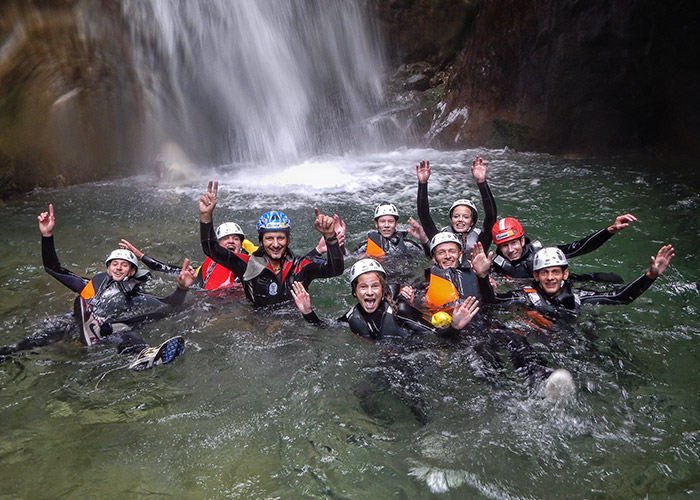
[257,211,291,233]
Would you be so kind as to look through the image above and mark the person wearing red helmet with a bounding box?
[491,213,638,279]
[415,155,497,267]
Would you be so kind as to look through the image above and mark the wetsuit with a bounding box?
[200,222,344,307]
[479,271,658,320]
[492,228,615,279]
[353,230,428,259]
[417,178,497,264]
[1,236,189,357]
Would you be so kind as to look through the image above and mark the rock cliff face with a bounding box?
[372,0,700,156]
[0,1,145,199]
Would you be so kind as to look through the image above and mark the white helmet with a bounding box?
[349,258,386,284]
[449,198,478,225]
[374,202,399,220]
[429,232,463,255]
[105,249,138,271]
[216,222,245,240]
[533,247,569,271]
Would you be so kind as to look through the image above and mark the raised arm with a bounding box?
[416,160,440,240]
[38,204,89,292]
[472,156,497,249]
[199,182,249,277]
[558,213,637,259]
[579,244,675,306]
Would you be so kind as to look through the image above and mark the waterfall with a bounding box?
[119,0,387,166]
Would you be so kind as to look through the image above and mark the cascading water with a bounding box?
[119,0,389,166]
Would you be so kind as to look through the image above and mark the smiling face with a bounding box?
[353,272,384,314]
[261,231,289,261]
[107,259,136,281]
[497,236,525,261]
[450,205,474,233]
[432,242,462,269]
[533,266,569,297]
[374,215,398,238]
[219,234,243,253]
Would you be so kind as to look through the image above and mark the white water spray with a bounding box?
[121,0,387,166]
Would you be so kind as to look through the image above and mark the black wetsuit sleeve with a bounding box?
[302,310,326,326]
[557,227,614,258]
[141,254,183,275]
[158,286,189,307]
[478,275,529,308]
[578,273,656,306]
[417,181,440,241]
[476,180,497,249]
[299,235,344,286]
[41,236,89,293]
[200,221,248,277]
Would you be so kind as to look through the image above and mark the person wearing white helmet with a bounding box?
[475,243,676,318]
[199,181,344,307]
[403,232,491,314]
[0,204,196,369]
[291,258,480,340]
[353,201,429,260]
[119,221,258,293]
[415,155,497,265]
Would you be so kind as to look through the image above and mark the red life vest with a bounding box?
[199,257,239,290]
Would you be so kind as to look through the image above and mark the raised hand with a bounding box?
[470,241,493,278]
[407,216,428,243]
[119,239,144,260]
[648,244,675,279]
[471,155,486,183]
[291,281,312,315]
[451,296,480,330]
[37,203,56,237]
[177,258,197,289]
[316,214,346,253]
[416,160,431,183]
[608,213,638,233]
[199,180,218,222]
[313,207,336,238]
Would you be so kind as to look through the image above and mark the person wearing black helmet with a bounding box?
[490,214,638,280]
[199,181,344,307]
[353,201,429,259]
[415,155,497,266]
[119,221,256,294]
[476,244,676,320]
[0,204,196,369]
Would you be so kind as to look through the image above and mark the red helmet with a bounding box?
[492,217,524,245]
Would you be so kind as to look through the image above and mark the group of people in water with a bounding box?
[1,157,675,395]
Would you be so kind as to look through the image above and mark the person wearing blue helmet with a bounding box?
[199,181,344,307]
